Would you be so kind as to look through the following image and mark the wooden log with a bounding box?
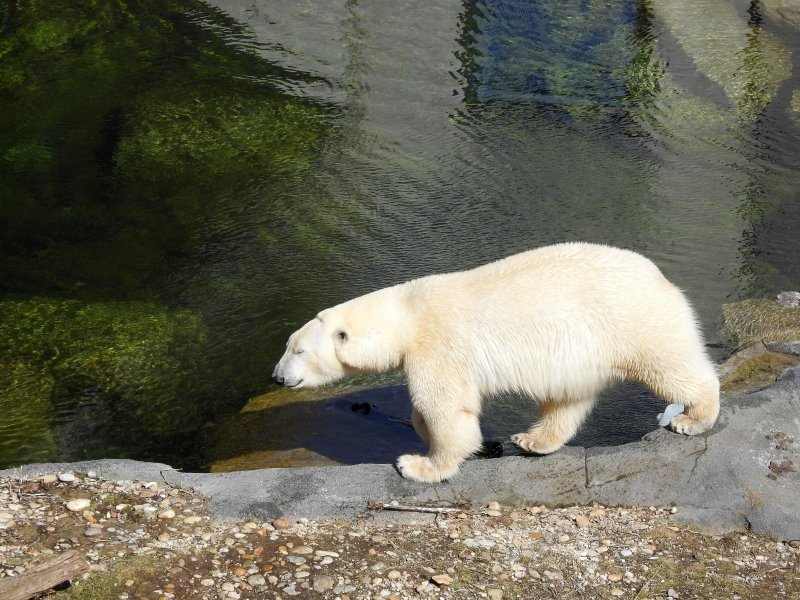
[0,550,90,600]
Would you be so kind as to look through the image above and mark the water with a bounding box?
[1,0,799,471]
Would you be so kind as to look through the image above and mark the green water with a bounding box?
[1,0,799,470]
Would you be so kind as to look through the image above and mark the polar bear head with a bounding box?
[271,287,409,389]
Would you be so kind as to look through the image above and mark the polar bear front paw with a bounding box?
[669,414,712,436]
[396,454,457,483]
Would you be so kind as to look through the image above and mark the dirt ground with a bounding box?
[1,472,798,599]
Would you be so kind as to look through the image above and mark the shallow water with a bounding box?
[1,0,799,470]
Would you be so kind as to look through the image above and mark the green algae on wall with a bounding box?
[0,298,208,464]
[0,0,325,299]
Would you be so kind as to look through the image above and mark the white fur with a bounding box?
[273,242,720,483]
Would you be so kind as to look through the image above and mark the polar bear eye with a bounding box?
[336,330,348,342]
[294,349,305,355]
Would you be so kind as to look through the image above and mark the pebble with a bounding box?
[611,588,625,597]
[158,509,176,520]
[313,574,336,592]
[487,589,503,600]
[84,528,102,537]
[575,515,590,528]
[221,582,235,592]
[183,516,202,525]
[66,499,91,512]
[41,474,58,484]
[621,549,633,557]
[315,550,339,557]
[287,556,306,565]
[58,473,76,483]
[158,533,170,542]
[292,545,313,554]
[487,501,501,511]
[387,570,402,580]
[432,574,453,586]
[272,518,292,530]
[200,579,214,587]
[608,573,623,582]
[247,574,266,586]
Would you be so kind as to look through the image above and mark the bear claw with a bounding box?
[396,454,456,483]
[669,414,712,436]
[511,432,562,455]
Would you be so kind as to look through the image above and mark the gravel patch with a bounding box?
[1,473,798,599]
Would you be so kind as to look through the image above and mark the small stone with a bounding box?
[221,582,235,592]
[233,568,247,577]
[158,533,170,542]
[558,534,570,542]
[200,579,214,587]
[287,556,306,565]
[292,545,313,555]
[84,528,102,537]
[431,574,453,586]
[387,570,402,580]
[247,574,266,586]
[611,589,625,597]
[589,508,605,518]
[608,573,623,582]
[575,515,590,528]
[487,589,503,600]
[272,518,291,530]
[295,571,310,579]
[667,589,679,599]
[87,470,97,478]
[158,509,176,520]
[315,550,339,558]
[58,473,76,483]
[313,574,336,593]
[621,549,633,557]
[0,512,13,522]
[41,474,58,484]
[543,570,563,581]
[66,499,91,512]
[183,516,202,525]
[487,501,501,511]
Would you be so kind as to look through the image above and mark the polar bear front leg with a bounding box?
[410,408,430,445]
[397,386,481,483]
[397,405,482,483]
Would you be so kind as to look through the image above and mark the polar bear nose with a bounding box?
[271,375,285,385]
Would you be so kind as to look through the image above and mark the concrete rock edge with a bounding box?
[3,367,799,539]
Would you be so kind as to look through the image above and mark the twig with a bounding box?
[368,501,459,514]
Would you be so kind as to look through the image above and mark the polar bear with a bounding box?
[272,242,720,483]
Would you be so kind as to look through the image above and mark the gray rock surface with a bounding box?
[3,367,799,539]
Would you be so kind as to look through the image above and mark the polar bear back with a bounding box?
[402,242,709,402]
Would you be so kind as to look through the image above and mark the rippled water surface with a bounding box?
[1,0,799,470]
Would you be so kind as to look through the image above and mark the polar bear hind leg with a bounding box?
[511,398,595,454]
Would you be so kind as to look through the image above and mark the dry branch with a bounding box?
[0,550,89,600]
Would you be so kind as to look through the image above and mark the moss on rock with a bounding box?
[721,298,800,349]
[0,297,208,458]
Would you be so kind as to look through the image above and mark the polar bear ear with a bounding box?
[333,326,372,369]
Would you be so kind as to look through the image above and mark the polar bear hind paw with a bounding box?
[396,454,458,483]
[669,414,713,436]
[510,432,563,455]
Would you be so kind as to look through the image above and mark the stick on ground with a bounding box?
[0,550,90,600]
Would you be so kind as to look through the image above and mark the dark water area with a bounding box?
[1,0,799,471]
